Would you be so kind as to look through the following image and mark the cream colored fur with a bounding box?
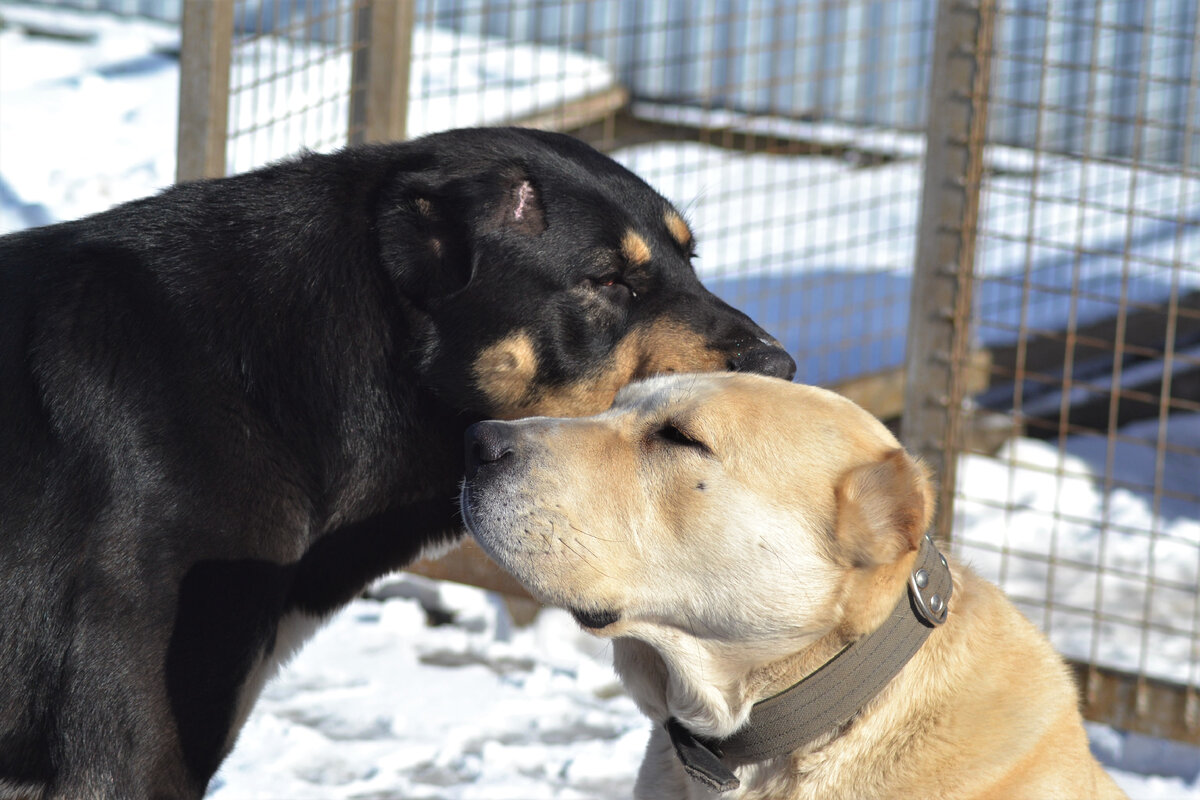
[461,373,1126,799]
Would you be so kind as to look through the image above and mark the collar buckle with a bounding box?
[908,534,951,626]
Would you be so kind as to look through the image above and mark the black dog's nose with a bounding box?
[730,342,797,381]
[464,421,516,479]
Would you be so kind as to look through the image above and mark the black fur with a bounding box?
[0,127,794,798]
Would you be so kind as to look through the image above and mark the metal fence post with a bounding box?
[176,0,234,182]
[349,0,417,144]
[902,0,996,541]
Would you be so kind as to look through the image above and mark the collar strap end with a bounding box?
[666,717,741,792]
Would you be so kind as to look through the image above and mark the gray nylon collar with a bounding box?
[667,533,952,793]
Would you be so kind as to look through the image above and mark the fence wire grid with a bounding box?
[953,0,1200,741]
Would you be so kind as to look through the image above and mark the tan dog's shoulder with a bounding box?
[794,561,1125,800]
[933,566,1124,799]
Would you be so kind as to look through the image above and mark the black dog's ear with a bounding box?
[377,186,470,305]
[377,164,547,308]
[479,172,546,237]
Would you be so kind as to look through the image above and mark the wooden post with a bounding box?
[176,0,234,182]
[349,0,416,144]
[901,0,995,542]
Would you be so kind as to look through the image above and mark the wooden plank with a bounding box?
[509,86,630,133]
[986,290,1200,437]
[990,290,1200,377]
[832,349,992,421]
[407,539,533,600]
[572,107,901,165]
[176,0,234,182]
[1019,360,1200,439]
[1070,659,1200,745]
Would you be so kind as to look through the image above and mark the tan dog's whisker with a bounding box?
[572,538,604,564]
[567,523,622,543]
[559,538,614,580]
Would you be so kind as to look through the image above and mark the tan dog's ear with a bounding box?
[835,449,935,567]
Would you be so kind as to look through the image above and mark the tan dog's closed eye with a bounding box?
[461,373,1126,800]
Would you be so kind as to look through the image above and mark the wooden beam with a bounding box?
[176,0,234,182]
[1070,659,1199,745]
[901,0,996,542]
[350,0,416,144]
[990,290,1200,378]
[832,349,992,422]
[510,86,630,133]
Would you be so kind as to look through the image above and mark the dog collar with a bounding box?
[667,533,952,793]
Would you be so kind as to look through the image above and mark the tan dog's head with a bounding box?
[460,372,935,738]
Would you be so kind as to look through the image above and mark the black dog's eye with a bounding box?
[654,422,710,454]
[586,274,635,300]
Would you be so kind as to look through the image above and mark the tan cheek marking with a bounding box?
[473,332,538,419]
[631,319,727,376]
[514,320,725,419]
[664,211,693,250]
[621,230,652,266]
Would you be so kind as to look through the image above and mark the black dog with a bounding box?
[0,127,794,798]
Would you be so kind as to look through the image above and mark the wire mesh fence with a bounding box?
[138,0,1200,744]
[946,0,1200,741]
[224,1,362,174]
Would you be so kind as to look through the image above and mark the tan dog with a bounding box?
[460,373,1125,800]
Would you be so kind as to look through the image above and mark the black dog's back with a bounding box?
[1,158,422,794]
[0,128,794,798]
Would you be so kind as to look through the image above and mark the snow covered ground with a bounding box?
[207,579,647,800]
[205,574,1200,800]
[957,414,1200,689]
[2,5,1198,797]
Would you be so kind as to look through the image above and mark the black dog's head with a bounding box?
[377,127,795,419]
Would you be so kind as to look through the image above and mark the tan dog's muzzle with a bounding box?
[460,417,560,588]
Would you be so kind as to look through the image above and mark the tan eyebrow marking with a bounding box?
[621,229,652,266]
[473,331,537,419]
[664,210,693,249]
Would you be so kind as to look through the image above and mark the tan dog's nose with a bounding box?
[464,420,517,480]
